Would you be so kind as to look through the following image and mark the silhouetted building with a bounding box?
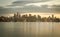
[37,15,41,22]
[0,13,60,22]
[52,14,55,22]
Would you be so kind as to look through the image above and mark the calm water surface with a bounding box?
[0,22,60,37]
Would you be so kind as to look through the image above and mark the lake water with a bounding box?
[0,22,60,37]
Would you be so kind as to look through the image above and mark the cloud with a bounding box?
[52,5,60,12]
[7,0,51,6]
[17,0,51,2]
[0,5,60,14]
[8,1,40,6]
[28,0,60,7]
[0,0,16,6]
[0,7,14,14]
[18,5,51,12]
[7,0,60,8]
[0,5,52,14]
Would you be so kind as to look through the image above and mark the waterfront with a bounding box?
[0,13,60,22]
[0,22,60,37]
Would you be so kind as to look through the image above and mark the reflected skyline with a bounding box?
[0,22,60,37]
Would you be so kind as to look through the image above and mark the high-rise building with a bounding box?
[52,14,55,22]
[52,14,54,19]
[29,14,32,17]
[17,12,19,18]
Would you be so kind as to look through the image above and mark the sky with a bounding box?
[0,0,60,17]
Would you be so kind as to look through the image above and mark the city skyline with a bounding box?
[0,12,60,22]
[0,12,60,18]
[0,0,60,22]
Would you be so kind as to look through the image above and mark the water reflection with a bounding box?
[0,22,60,37]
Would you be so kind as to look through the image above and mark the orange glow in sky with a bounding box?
[21,12,60,18]
[0,12,60,18]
